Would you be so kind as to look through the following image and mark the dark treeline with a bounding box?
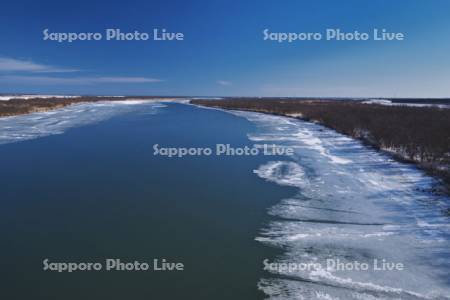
[192,98,450,187]
[390,98,450,105]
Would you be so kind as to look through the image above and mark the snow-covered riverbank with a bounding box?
[230,110,450,300]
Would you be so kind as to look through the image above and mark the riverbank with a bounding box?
[191,98,450,190]
[230,106,450,299]
[0,96,177,117]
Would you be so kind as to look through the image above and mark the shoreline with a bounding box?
[0,96,179,118]
[191,99,450,194]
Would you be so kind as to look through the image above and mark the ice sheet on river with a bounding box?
[231,110,450,300]
[0,100,165,145]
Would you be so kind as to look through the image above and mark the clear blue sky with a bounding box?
[1,0,450,97]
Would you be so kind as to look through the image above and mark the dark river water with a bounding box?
[0,101,449,299]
